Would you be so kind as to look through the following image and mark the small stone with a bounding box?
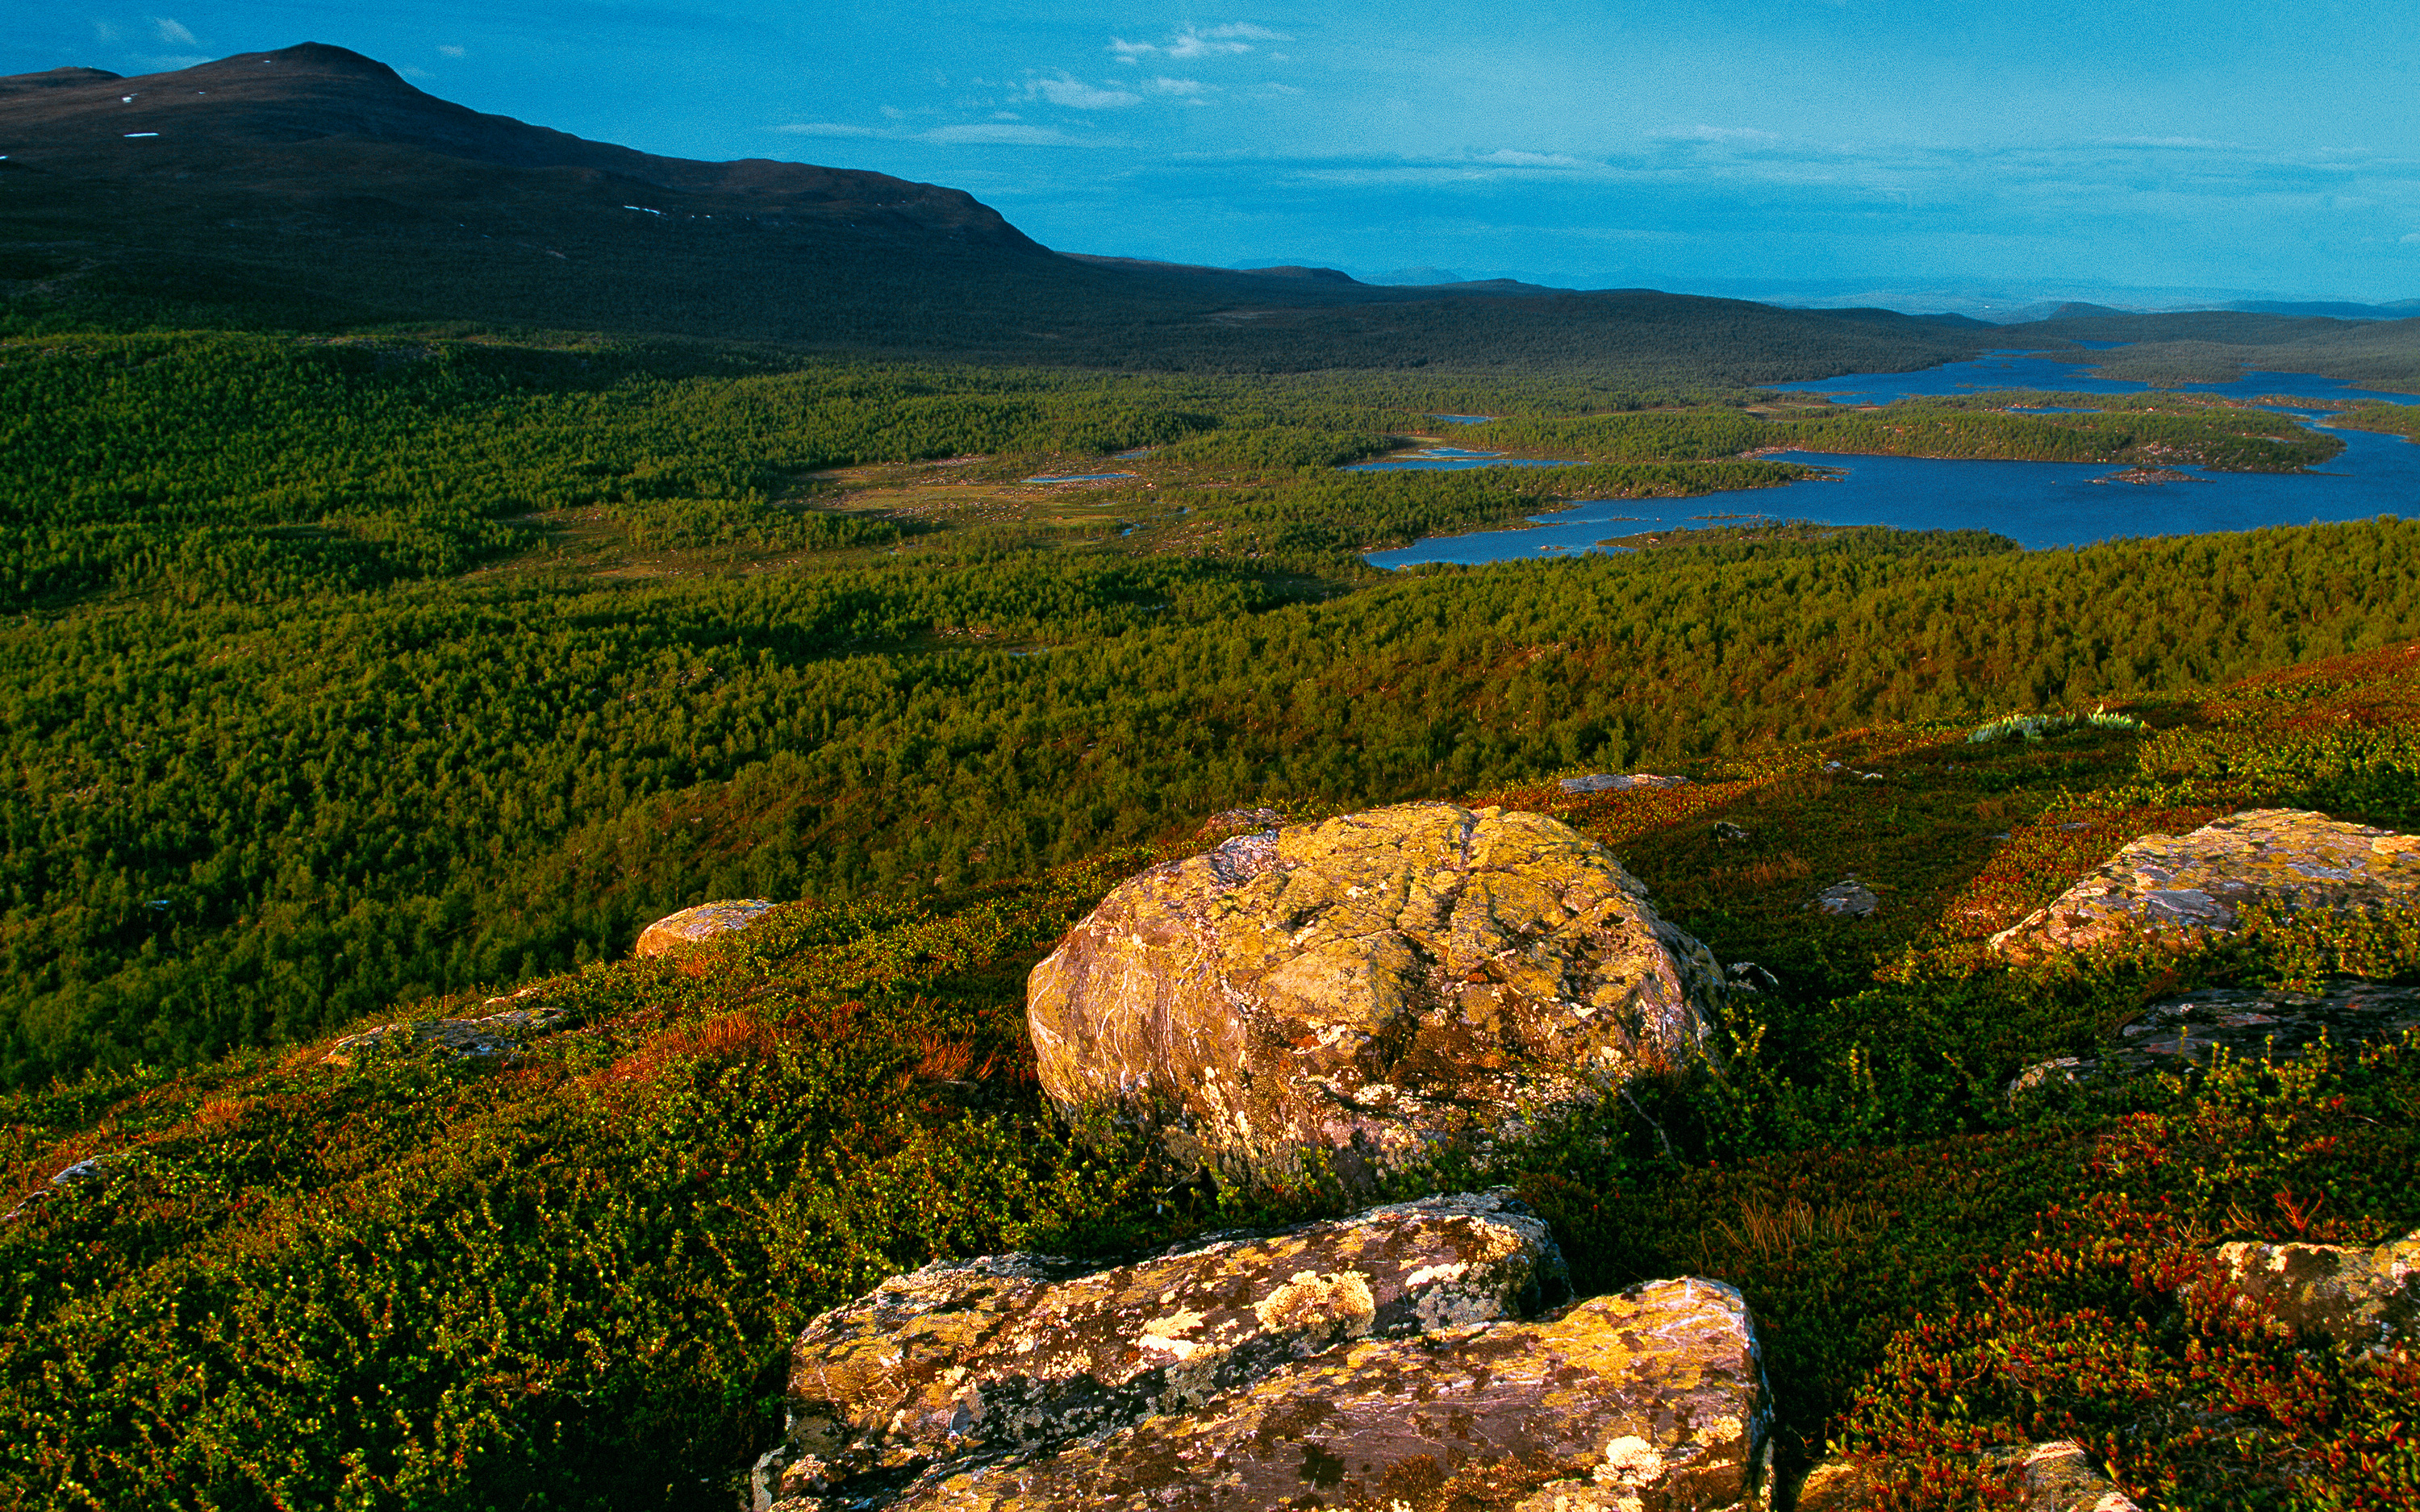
[634,898,777,958]
[1713,821,1751,843]
[1812,879,1880,918]
[2007,1056,2092,1098]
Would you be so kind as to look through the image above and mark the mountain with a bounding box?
[0,44,1996,377]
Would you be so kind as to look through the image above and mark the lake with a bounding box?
[1365,353,2419,568]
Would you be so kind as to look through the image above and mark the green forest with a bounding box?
[5,317,2420,1512]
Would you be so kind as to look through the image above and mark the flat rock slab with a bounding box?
[635,898,776,957]
[2008,979,2420,1095]
[323,1004,566,1066]
[2203,1226,2419,1358]
[1027,802,1725,1189]
[1558,773,1689,795]
[1991,809,2420,961]
[772,1273,1768,1512]
[760,1191,1569,1510]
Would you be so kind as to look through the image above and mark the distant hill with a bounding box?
[0,44,1997,377]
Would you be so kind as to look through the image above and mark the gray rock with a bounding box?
[1812,879,1880,918]
[1025,802,1725,1191]
[323,1003,568,1067]
[1559,773,1689,794]
[2006,979,2420,1095]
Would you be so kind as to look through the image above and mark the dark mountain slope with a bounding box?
[0,44,1994,376]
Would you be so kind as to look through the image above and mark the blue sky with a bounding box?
[15,2,2420,306]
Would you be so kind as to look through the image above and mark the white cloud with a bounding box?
[1032,74,1141,110]
[1257,82,1304,96]
[150,16,197,47]
[991,111,1021,120]
[437,44,465,58]
[1667,125,1782,144]
[923,123,1091,146]
[1470,149,1591,169]
[778,122,878,137]
[879,105,908,120]
[2403,233,2420,244]
[1146,77,1205,96]
[93,21,119,42]
[1112,23,1289,60]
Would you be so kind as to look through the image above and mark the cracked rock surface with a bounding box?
[1990,809,2420,961]
[757,1191,1572,1511]
[1026,802,1724,1189]
[760,1195,1767,1512]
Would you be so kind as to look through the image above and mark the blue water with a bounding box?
[1761,349,2420,409]
[1349,446,1579,472]
[1365,356,2420,566]
[1425,414,1497,423]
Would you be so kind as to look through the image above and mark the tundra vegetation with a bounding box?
[2,321,2418,1510]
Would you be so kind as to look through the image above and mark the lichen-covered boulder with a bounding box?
[1990,809,2420,961]
[1026,803,1725,1189]
[634,898,776,958]
[895,1278,1767,1512]
[2202,1227,2419,1357]
[757,1191,1568,1510]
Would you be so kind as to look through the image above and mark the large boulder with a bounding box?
[634,898,776,958]
[756,1191,1771,1512]
[1991,809,2420,961]
[1026,803,1725,1189]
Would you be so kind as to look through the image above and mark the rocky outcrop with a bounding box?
[635,898,777,958]
[1026,803,1725,1189]
[1797,1441,2138,1512]
[2006,980,2420,1096]
[757,1192,1769,1512]
[2202,1226,2418,1358]
[1990,809,2420,961]
[323,1001,566,1066]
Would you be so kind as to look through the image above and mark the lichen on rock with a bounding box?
[634,898,776,958]
[1990,809,2420,961]
[757,1190,1568,1510]
[760,1197,1767,1512]
[1025,802,1725,1189]
[2201,1226,2419,1358]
